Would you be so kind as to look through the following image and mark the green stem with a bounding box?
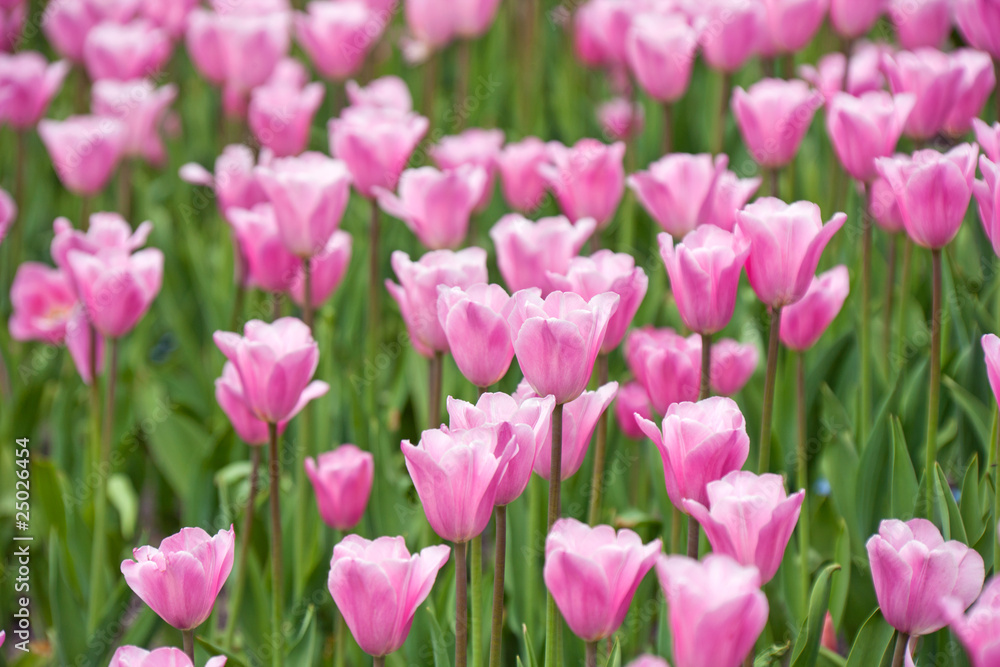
[758,308,782,474]
[369,200,381,350]
[671,506,683,554]
[302,258,313,330]
[925,250,942,518]
[429,351,444,430]
[587,354,610,525]
[894,238,914,374]
[224,446,261,647]
[796,351,810,616]
[891,632,910,667]
[859,198,872,449]
[662,103,673,155]
[183,629,195,661]
[81,195,92,230]
[374,657,385,667]
[544,404,564,667]
[268,423,284,667]
[715,71,731,155]
[488,505,506,667]
[686,516,699,559]
[293,260,313,599]
[471,534,484,667]
[767,168,779,199]
[585,642,597,667]
[456,540,469,667]
[422,52,438,129]
[117,158,132,221]
[699,333,713,400]
[456,40,471,130]
[883,233,899,361]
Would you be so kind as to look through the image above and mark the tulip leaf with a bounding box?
[933,463,967,543]
[817,647,847,667]
[829,520,851,630]
[959,455,986,546]
[520,623,541,667]
[194,635,249,667]
[942,376,992,451]
[107,473,138,540]
[287,604,318,665]
[845,610,895,667]
[790,563,841,667]
[753,641,791,666]
[889,417,919,519]
[606,638,621,667]
[426,609,452,667]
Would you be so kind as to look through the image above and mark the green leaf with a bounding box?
[606,638,621,667]
[107,473,138,540]
[818,647,847,667]
[521,623,541,667]
[959,455,986,546]
[889,417,920,519]
[791,563,841,667]
[195,636,249,667]
[845,610,894,667]
[754,642,791,667]
[287,605,318,666]
[942,376,993,450]
[830,520,852,630]
[933,463,967,543]
[426,608,452,667]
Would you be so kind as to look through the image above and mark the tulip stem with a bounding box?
[891,632,909,667]
[671,506,683,554]
[488,505,507,667]
[544,403,564,667]
[894,238,914,376]
[471,534,484,667]
[699,333,713,400]
[883,233,899,361]
[224,446,261,648]
[585,642,597,667]
[268,422,284,667]
[183,629,195,661]
[374,658,385,667]
[457,40,471,130]
[117,158,132,221]
[456,540,469,667]
[766,168,779,199]
[368,200,381,351]
[795,351,810,616]
[686,516,699,559]
[859,198,872,449]
[714,71,731,155]
[662,103,673,155]
[758,307,782,474]
[302,258,313,330]
[925,250,942,518]
[587,354,610,525]
[293,269,313,600]
[429,351,444,429]
[81,195,92,230]
[423,53,438,127]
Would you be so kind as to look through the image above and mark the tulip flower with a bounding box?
[540,139,625,228]
[698,0,762,73]
[92,79,177,167]
[109,647,227,667]
[869,174,905,234]
[430,128,505,212]
[43,0,138,63]
[544,518,661,648]
[982,334,1000,409]
[376,166,487,249]
[507,289,619,404]
[571,0,636,70]
[0,186,12,243]
[121,526,235,631]
[656,554,769,667]
[453,0,501,38]
[8,264,78,344]
[710,339,759,397]
[943,576,1000,667]
[0,52,69,130]
[248,78,325,158]
[628,153,729,237]
[66,308,104,385]
[683,471,804,583]
[83,19,171,82]
[597,97,644,141]
[0,2,23,52]
[140,0,199,38]
[66,246,164,339]
[830,0,886,39]
[702,170,761,233]
[614,381,652,440]
[625,13,699,104]
[798,43,888,101]
[974,156,1000,258]
[346,75,413,111]
[496,137,550,212]
[881,49,964,142]
[328,535,450,657]
[215,362,318,445]
[305,445,374,530]
[404,0,456,50]
[974,119,1000,163]
[289,230,352,309]
[867,518,985,637]
[490,214,595,294]
[826,91,914,184]
[626,656,670,667]
[437,283,515,388]
[38,115,126,196]
[780,266,850,351]
[179,144,270,217]
[944,49,996,138]
[757,0,827,56]
[626,327,702,415]
[732,79,823,170]
[51,213,153,278]
[222,204,299,293]
[956,0,1000,60]
[295,0,378,81]
[891,0,951,50]
[525,381,618,480]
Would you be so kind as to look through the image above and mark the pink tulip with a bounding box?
[826,91,914,183]
[66,246,163,338]
[139,0,199,38]
[626,327,702,415]
[328,535,450,657]
[0,186,12,243]
[496,137,550,212]
[626,656,670,667]
[867,518,985,636]
[0,52,69,130]
[305,445,374,530]
[891,0,951,50]
[67,308,104,385]
[882,49,964,142]
[874,143,978,249]
[9,264,78,344]
[0,629,4,648]
[50,212,153,281]
[944,50,996,138]
[541,138,625,228]
[830,0,885,39]
[982,334,1000,410]
[0,3,23,52]
[597,97,644,141]
[92,79,177,167]
[546,250,648,353]
[697,0,761,73]
[226,204,300,292]
[780,265,850,351]
[757,0,827,56]
[702,170,762,233]
[83,19,170,81]
[38,115,126,196]
[430,128,505,212]
[178,144,269,216]
[636,396,750,508]
[710,339,759,396]
[386,248,488,357]
[572,0,637,69]
[402,424,517,542]
[248,79,325,158]
[376,166,487,249]
[683,470,804,583]
[615,381,652,440]
[659,226,749,335]
[109,647,226,667]
[437,283,515,388]
[625,12,699,104]
[490,214,595,294]
[215,361,316,445]
[405,0,455,49]
[798,43,889,101]
[869,174,905,233]
[255,152,351,257]
[43,0,140,62]
[329,105,429,198]
[628,153,729,237]
[657,554,769,667]
[289,230,352,309]
[213,317,329,423]
[736,198,846,308]
[121,526,235,630]
[447,390,554,505]
[345,75,413,111]
[524,381,619,480]
[974,119,1000,163]
[956,0,1000,60]
[732,78,823,168]
[544,518,661,642]
[295,1,378,81]
[943,576,1000,667]
[507,289,619,404]
[453,0,500,38]
[976,156,1000,258]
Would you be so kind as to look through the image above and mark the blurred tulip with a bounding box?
[629,153,729,237]
[882,49,964,142]
[121,526,235,630]
[178,144,269,216]
[109,647,226,667]
[868,174,905,233]
[51,213,151,289]
[454,0,500,37]
[67,246,163,338]
[215,361,313,445]
[437,283,515,388]
[289,230,352,309]
[974,119,1000,162]
[683,471,804,583]
[625,13,699,104]
[982,334,1000,410]
[295,1,378,81]
[544,518,661,641]
[248,79,325,158]
[697,0,761,73]
[405,0,455,49]
[597,97,644,141]
[66,308,104,385]
[626,327,702,414]
[976,156,1000,259]
[955,0,1000,60]
[0,3,23,51]
[702,170,762,233]
[496,137,550,212]
[541,139,625,228]
[625,656,670,667]
[944,576,1000,667]
[346,75,413,111]
[9,264,77,344]
[305,445,374,530]
[0,186,12,243]
[386,248,488,357]
[507,290,619,404]
[826,91,914,183]
[572,0,636,69]
[780,266,850,351]
[944,50,996,137]
[83,19,170,81]
[526,381,618,480]
[38,115,126,196]
[402,424,517,541]
[490,214,595,294]
[614,381,652,439]
[226,204,300,293]
[43,0,140,62]
[757,0,826,56]
[831,0,885,39]
[139,0,199,38]
[891,0,951,50]
[798,43,888,101]
[328,535,450,657]
[657,554,769,667]
[659,226,748,335]
[732,79,823,168]
[867,518,985,636]
[213,317,329,423]
[329,106,429,198]
[709,339,759,396]
[736,198,846,308]
[92,79,177,167]
[0,52,69,130]
[874,144,978,249]
[377,166,487,249]
[430,128,504,212]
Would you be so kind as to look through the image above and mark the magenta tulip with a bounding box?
[305,445,374,530]
[626,327,702,414]
[83,19,170,82]
[52,211,153,270]
[597,97,644,141]
[328,535,450,657]
[376,166,487,249]
[121,526,235,630]
[544,518,661,642]
[525,381,618,480]
[295,1,378,81]
[38,115,126,196]
[215,361,319,445]
[92,79,177,167]
[636,396,750,508]
[625,12,699,104]
[178,144,269,216]
[226,204,300,293]
[405,0,456,50]
[944,576,1000,667]
[490,214,595,294]
[831,0,885,39]
[732,79,823,168]
[628,153,729,237]
[437,283,515,388]
[67,309,104,385]
[541,138,625,228]
[891,0,951,50]
[109,647,226,667]
[869,174,906,233]
[874,143,978,249]
[66,246,163,338]
[626,656,670,667]
[882,49,964,142]
[826,91,914,183]
[289,230,352,309]
[956,0,1000,60]
[430,128,504,212]
[702,170,762,233]
[0,2,23,52]
[0,52,69,129]
[683,470,804,583]
[496,137,549,212]
[975,156,1000,258]
[453,0,500,38]
[329,106,429,198]
[757,0,827,56]
[248,79,325,158]
[944,49,996,138]
[982,334,1000,409]
[657,554,769,667]
[799,43,888,101]
[710,339,759,396]
[780,265,850,351]
[736,198,846,308]
[507,289,619,404]
[697,0,761,73]
[43,0,138,63]
[571,0,636,69]
[345,75,413,111]
[0,186,12,243]
[140,0,199,38]
[9,264,78,344]
[614,381,652,440]
[974,119,1000,163]
[867,518,985,636]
